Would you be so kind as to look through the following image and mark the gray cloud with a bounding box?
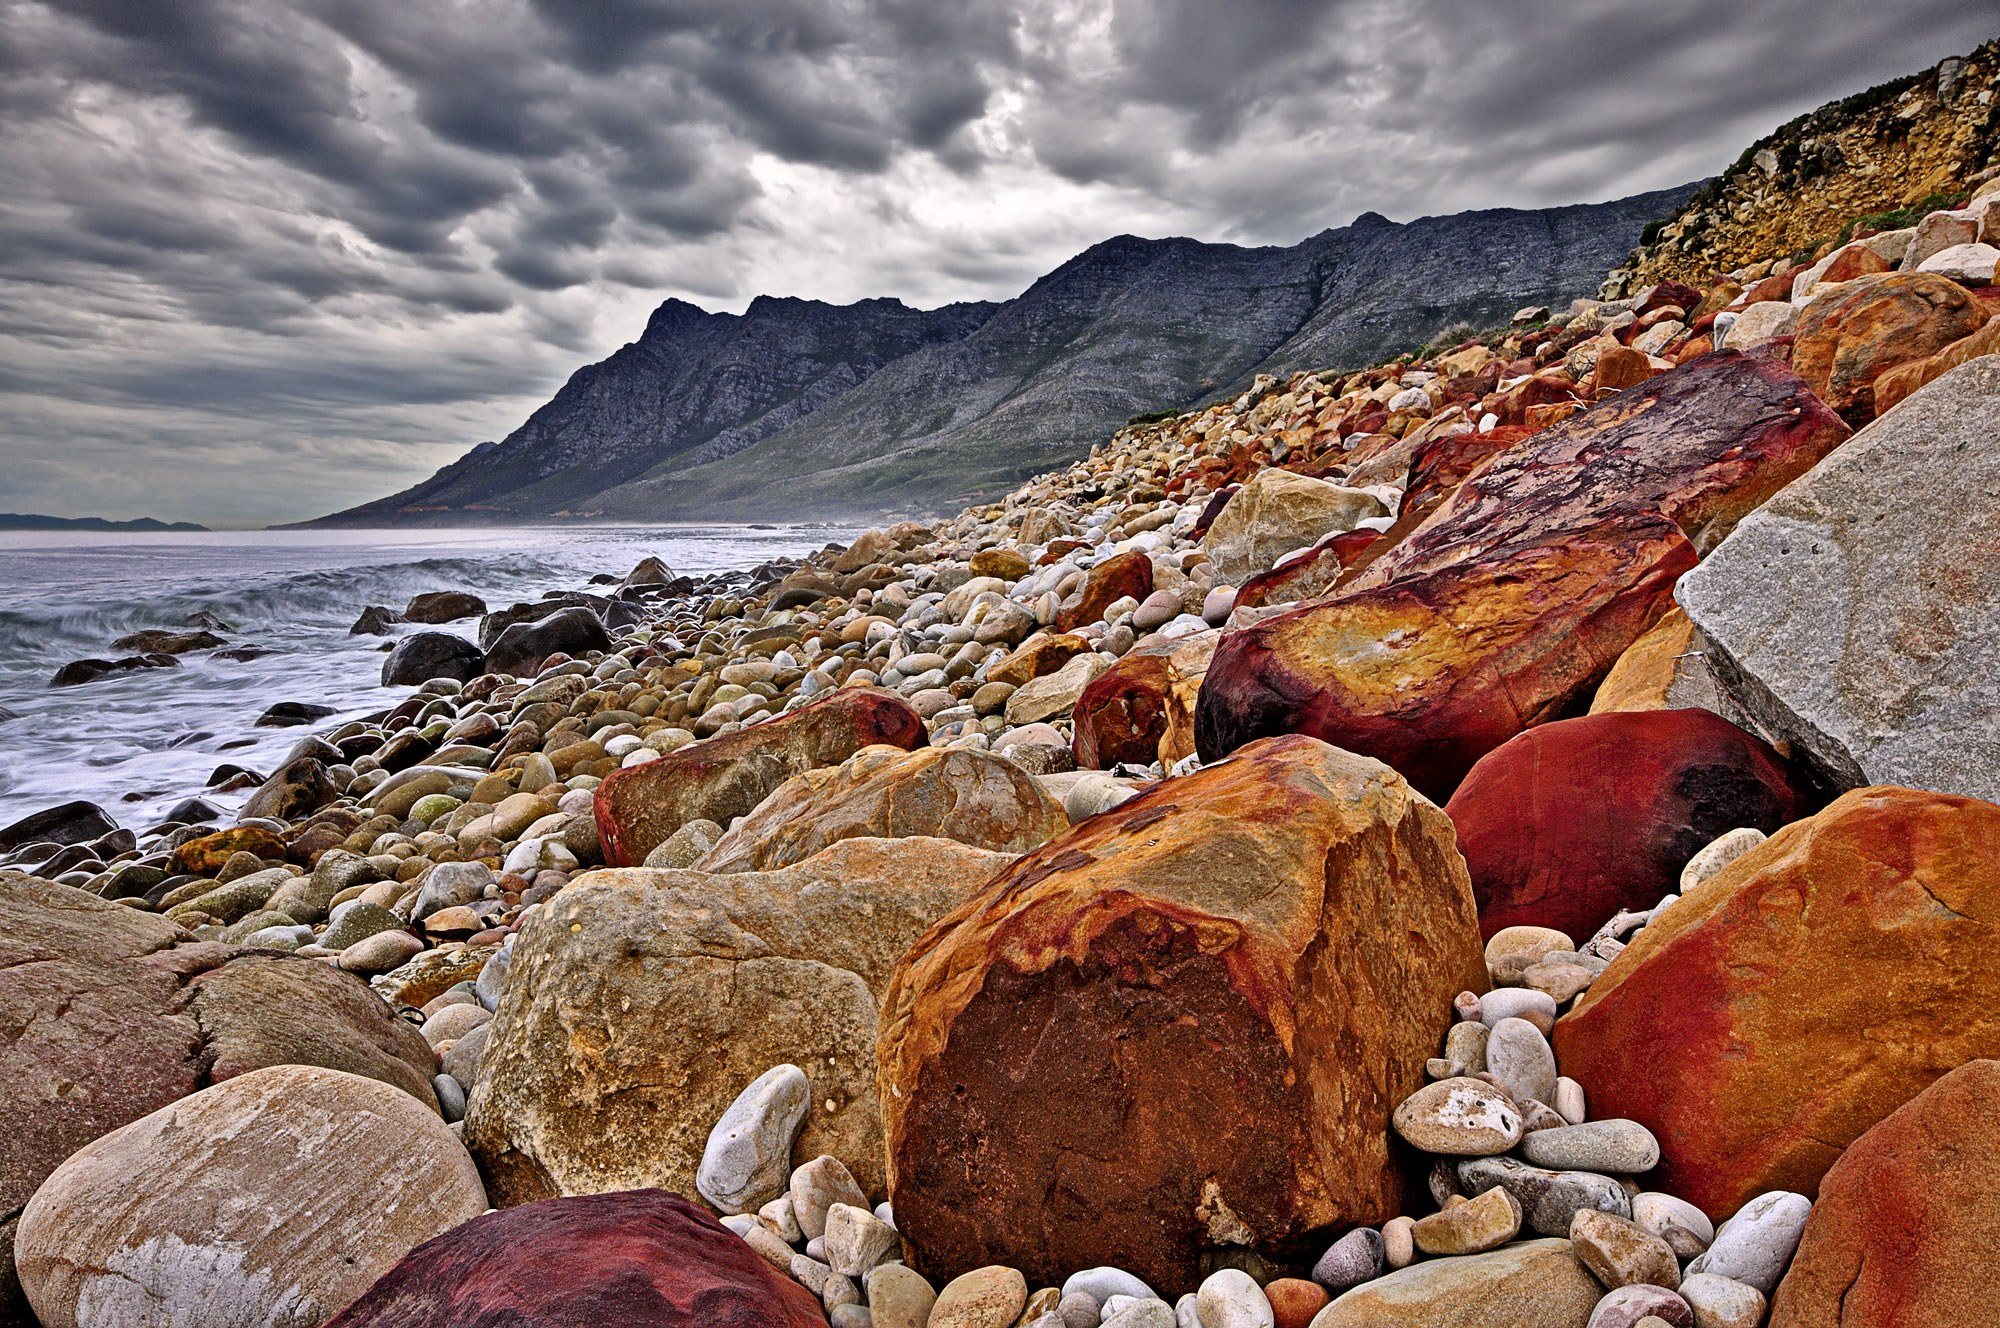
[0,0,1992,524]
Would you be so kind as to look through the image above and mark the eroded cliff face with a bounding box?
[1606,43,2000,294]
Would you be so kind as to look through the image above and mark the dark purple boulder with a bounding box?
[325,1190,828,1328]
[381,632,486,687]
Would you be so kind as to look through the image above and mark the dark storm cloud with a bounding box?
[0,0,1993,524]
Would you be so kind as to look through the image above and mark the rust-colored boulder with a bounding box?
[1057,550,1155,632]
[1590,344,1658,392]
[876,734,1486,1293]
[169,824,287,875]
[690,745,1067,873]
[1071,631,1220,769]
[1443,710,1814,942]
[1197,354,1849,798]
[1553,786,2000,1221]
[1197,512,1697,801]
[1768,1059,2000,1328]
[593,687,925,866]
[1588,606,1699,715]
[325,1189,826,1328]
[1871,313,2000,414]
[1791,272,1987,420]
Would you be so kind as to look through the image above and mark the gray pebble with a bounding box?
[792,1154,869,1240]
[1312,1226,1384,1291]
[432,1073,466,1123]
[696,1064,811,1214]
[1685,1191,1811,1295]
[1063,1268,1154,1306]
[1059,1292,1101,1328]
[1102,1301,1175,1328]
[1458,1156,1630,1235]
[1485,1016,1558,1105]
[1521,1119,1660,1173]
[830,1306,873,1328]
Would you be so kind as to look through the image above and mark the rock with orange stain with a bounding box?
[1552,786,2000,1223]
[1790,272,1987,420]
[876,735,1485,1294]
[1870,313,2000,414]
[593,688,926,867]
[1071,630,1220,770]
[1768,1059,2000,1328]
[1056,550,1155,632]
[1194,354,1848,799]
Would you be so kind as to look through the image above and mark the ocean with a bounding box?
[0,524,851,830]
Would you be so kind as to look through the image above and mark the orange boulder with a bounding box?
[1769,1059,2000,1328]
[877,735,1485,1293]
[1870,313,2000,415]
[1056,550,1154,632]
[1071,630,1219,770]
[1791,272,1987,420]
[1554,786,2000,1222]
[593,688,925,866]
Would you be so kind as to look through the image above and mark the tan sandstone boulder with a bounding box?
[1202,468,1388,585]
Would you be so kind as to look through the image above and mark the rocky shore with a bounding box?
[5,173,2000,1328]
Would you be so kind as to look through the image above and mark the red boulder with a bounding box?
[325,1189,826,1327]
[1791,272,1988,421]
[1057,550,1156,632]
[1444,710,1815,941]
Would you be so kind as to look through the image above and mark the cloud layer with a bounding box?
[0,0,1991,525]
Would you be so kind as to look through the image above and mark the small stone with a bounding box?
[1522,1119,1661,1173]
[1678,828,1766,893]
[1176,1293,1201,1328]
[1486,1016,1558,1105]
[791,1153,869,1240]
[1104,1300,1176,1328]
[1057,1291,1100,1328]
[1311,1227,1383,1291]
[1555,1077,1586,1124]
[1392,1076,1525,1155]
[825,1270,863,1311]
[1683,1191,1811,1295]
[1260,1278,1326,1328]
[1485,925,1575,981]
[792,1253,836,1296]
[866,1262,937,1328]
[336,928,424,973]
[1587,1285,1694,1328]
[760,1194,804,1244]
[824,1202,900,1276]
[1674,1273,1765,1328]
[1523,960,1595,1002]
[1630,1193,1713,1247]
[1479,987,1558,1034]
[1411,1184,1522,1255]
[1458,1156,1631,1235]
[321,900,405,950]
[1443,1019,1489,1074]
[1018,1287,1061,1321]
[697,1064,812,1214]
[1061,1267,1154,1307]
[930,1265,1028,1328]
[1195,1268,1273,1327]
[832,1306,874,1328]
[1518,1098,1568,1134]
[1571,1209,1681,1290]
[1381,1216,1415,1268]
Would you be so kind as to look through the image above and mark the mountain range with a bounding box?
[310,186,1695,526]
[0,513,209,532]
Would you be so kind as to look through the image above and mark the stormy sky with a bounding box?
[0,2,1991,527]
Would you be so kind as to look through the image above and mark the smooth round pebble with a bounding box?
[1571,1209,1681,1290]
[1195,1269,1272,1328]
[866,1262,936,1328]
[1478,986,1559,1032]
[1382,1215,1415,1268]
[1521,1119,1661,1173]
[1684,1191,1811,1295]
[1631,1192,1714,1245]
[695,1064,811,1214]
[1485,1016,1558,1105]
[1063,1268,1155,1307]
[1103,1300,1175,1328]
[1679,827,1766,892]
[1058,1291,1100,1328]
[930,1265,1027,1328]
[1260,1278,1326,1328]
[1311,1226,1383,1291]
[1674,1273,1765,1328]
[1393,1076,1524,1155]
[1585,1284,1693,1328]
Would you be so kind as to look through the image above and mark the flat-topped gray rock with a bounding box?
[1678,354,2000,799]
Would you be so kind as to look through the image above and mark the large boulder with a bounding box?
[1768,1059,2000,1328]
[16,1066,482,1328]
[1789,272,1987,420]
[1056,550,1154,632]
[876,735,1486,1293]
[237,755,340,822]
[484,605,612,677]
[690,745,1065,874]
[1070,630,1219,769]
[403,591,487,624]
[1871,313,2000,414]
[463,837,1012,1208]
[381,632,485,687]
[594,688,926,866]
[1198,512,1697,801]
[1553,785,2000,1221]
[0,801,117,850]
[1201,469,1388,585]
[1678,355,2000,802]
[1586,605,1745,727]
[0,878,439,1324]
[1444,710,1814,941]
[323,1190,827,1328]
[1198,353,1848,800]
[1310,1239,1602,1328]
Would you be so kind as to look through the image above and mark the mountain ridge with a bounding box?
[308,185,1695,527]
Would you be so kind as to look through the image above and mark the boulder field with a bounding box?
[5,169,2000,1326]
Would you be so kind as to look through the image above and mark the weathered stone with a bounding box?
[1057,551,1155,632]
[1677,1275,1764,1328]
[1790,272,1987,419]
[239,756,340,822]
[321,1189,827,1327]
[930,1266,1027,1328]
[1391,1077,1524,1156]
[878,735,1485,1292]
[404,590,487,624]
[464,836,1010,1207]
[1202,469,1387,585]
[1309,1239,1603,1327]
[1586,1286,1693,1328]
[1555,786,2000,1220]
[16,1066,485,1328]
[692,745,1065,874]
[0,800,117,850]
[1586,606,1749,730]
[1004,652,1110,725]
[485,606,611,677]
[595,688,927,866]
[987,633,1094,687]
[1769,1059,2000,1327]
[1684,1192,1810,1296]
[168,824,286,875]
[383,632,486,686]
[1071,631,1218,770]
[1443,710,1811,942]
[1198,353,1848,800]
[1411,1185,1522,1256]
[1678,355,2000,801]
[697,1063,813,1214]
[1522,1120,1661,1174]
[1871,313,2000,413]
[1458,1157,1632,1236]
[1570,1209,1680,1290]
[869,1263,938,1328]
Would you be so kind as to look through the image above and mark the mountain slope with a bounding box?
[312,184,1693,526]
